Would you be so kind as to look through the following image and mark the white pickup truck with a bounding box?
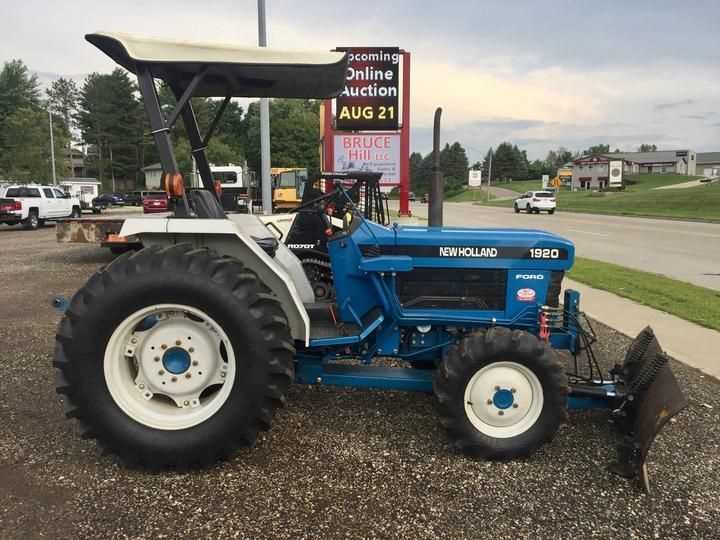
[0,184,82,230]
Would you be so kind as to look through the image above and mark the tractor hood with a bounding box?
[355,222,575,272]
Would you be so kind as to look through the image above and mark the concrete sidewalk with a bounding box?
[565,278,720,379]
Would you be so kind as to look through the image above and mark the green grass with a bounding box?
[569,257,720,331]
[500,180,543,193]
[481,180,720,221]
[623,173,701,190]
[446,189,494,202]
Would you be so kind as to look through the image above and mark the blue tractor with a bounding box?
[54,32,686,491]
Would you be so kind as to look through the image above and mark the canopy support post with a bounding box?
[203,95,231,147]
[136,65,178,175]
[165,68,208,130]
[173,89,216,195]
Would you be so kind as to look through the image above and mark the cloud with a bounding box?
[654,99,695,111]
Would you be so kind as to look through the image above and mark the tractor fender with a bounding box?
[119,217,312,344]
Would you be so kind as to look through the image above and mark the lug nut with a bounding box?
[220,372,226,378]
[171,377,177,382]
[161,344,167,350]
[175,340,181,346]
[138,384,145,389]
[189,348,195,354]
[158,370,164,376]
[486,399,493,405]
[511,388,517,394]
[192,360,198,366]
[185,373,191,379]
[494,386,500,391]
[184,400,189,406]
[498,410,504,416]
[512,403,519,408]
[131,338,138,344]
[154,356,160,362]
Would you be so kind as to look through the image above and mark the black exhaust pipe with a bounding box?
[429,107,443,227]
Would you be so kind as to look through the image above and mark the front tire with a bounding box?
[525,205,532,214]
[514,204,520,213]
[434,327,567,459]
[54,244,295,468]
[70,206,81,218]
[548,209,555,215]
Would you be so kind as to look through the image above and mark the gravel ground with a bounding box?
[0,222,719,539]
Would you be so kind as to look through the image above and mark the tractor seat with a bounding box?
[188,190,226,219]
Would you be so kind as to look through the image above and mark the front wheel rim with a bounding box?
[464,361,544,438]
[104,304,236,430]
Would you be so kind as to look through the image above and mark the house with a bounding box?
[572,149,697,190]
[571,154,634,190]
[608,150,696,175]
[697,152,720,178]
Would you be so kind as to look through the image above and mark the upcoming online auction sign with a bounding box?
[335,47,400,131]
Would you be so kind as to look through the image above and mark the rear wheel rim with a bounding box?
[104,304,236,430]
[464,361,544,438]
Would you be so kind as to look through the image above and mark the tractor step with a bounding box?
[295,361,434,392]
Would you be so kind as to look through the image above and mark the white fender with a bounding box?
[119,216,312,344]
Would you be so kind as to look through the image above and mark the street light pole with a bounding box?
[258,0,272,215]
[48,106,57,185]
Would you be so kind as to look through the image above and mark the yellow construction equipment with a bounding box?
[271,167,308,211]
[552,166,573,188]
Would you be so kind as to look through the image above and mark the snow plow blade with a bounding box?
[609,327,687,492]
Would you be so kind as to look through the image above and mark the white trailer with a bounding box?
[60,178,102,213]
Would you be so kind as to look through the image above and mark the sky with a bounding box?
[2,0,719,162]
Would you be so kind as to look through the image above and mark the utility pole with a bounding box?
[109,145,116,192]
[48,106,57,185]
[487,150,493,202]
[258,0,272,215]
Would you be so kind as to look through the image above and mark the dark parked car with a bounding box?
[92,192,125,208]
[123,191,142,206]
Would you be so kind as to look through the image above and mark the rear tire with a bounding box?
[23,210,39,230]
[54,244,295,468]
[434,327,567,459]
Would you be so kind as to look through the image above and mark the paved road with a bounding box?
[397,202,720,290]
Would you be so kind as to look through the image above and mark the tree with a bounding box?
[77,69,141,186]
[492,142,517,181]
[544,147,574,175]
[47,77,80,176]
[0,106,68,181]
[0,59,41,160]
[243,99,320,177]
[0,59,40,127]
[638,144,657,152]
[584,143,610,155]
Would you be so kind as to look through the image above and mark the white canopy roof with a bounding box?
[86,32,348,99]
